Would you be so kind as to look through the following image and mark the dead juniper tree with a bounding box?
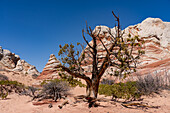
[57,11,144,99]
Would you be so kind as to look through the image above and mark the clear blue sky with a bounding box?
[0,0,170,72]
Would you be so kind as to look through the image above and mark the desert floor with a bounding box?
[0,86,170,113]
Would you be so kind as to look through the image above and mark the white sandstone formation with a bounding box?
[83,18,170,77]
[0,46,40,76]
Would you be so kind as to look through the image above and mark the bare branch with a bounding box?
[112,11,119,21]
[109,61,120,68]
[98,37,110,55]
[86,50,93,59]
[82,29,93,49]
[107,29,116,43]
[55,65,92,86]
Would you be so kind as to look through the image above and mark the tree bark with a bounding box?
[92,80,99,98]
[86,78,100,98]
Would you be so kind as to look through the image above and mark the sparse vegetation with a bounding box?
[136,71,170,95]
[59,73,86,87]
[0,74,8,80]
[0,80,25,99]
[136,74,163,95]
[31,74,85,101]
[99,81,141,100]
[98,70,170,100]
[27,86,38,97]
[40,80,70,102]
[100,78,114,85]
[40,73,86,88]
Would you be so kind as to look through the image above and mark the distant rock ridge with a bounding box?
[36,54,61,80]
[0,46,40,76]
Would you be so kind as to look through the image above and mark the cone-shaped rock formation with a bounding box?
[37,54,61,80]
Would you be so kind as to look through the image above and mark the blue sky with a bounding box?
[0,0,170,72]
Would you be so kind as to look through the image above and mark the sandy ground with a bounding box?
[0,86,170,113]
[0,70,37,86]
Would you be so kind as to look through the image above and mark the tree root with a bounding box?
[74,95,107,108]
[121,102,160,109]
[58,100,69,109]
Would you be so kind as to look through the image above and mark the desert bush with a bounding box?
[98,84,113,96]
[0,80,25,99]
[32,74,38,79]
[27,86,39,97]
[40,80,70,101]
[163,70,170,88]
[99,81,141,100]
[40,73,86,88]
[136,72,170,95]
[101,78,114,85]
[136,75,160,95]
[0,74,8,80]
[59,73,86,87]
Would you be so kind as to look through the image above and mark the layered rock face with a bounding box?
[37,54,61,80]
[0,46,40,76]
[82,18,170,77]
[39,18,170,81]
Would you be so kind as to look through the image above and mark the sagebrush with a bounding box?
[39,80,70,101]
[136,71,170,95]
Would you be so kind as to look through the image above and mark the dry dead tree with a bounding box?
[57,11,144,103]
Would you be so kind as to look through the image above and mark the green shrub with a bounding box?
[99,84,113,96]
[0,80,24,88]
[0,92,8,99]
[0,80,25,99]
[99,81,141,100]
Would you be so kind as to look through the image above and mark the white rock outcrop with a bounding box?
[82,18,170,76]
[0,46,40,76]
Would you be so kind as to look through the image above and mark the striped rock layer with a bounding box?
[39,18,170,81]
[82,18,170,78]
[37,54,61,80]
